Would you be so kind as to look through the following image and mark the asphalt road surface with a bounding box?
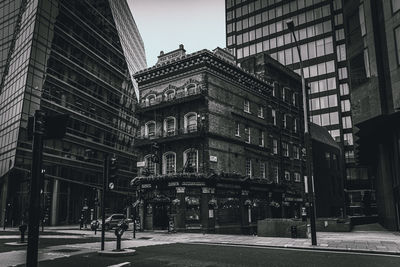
[30,243,400,267]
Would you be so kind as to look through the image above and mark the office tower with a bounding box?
[225,0,369,215]
[343,0,400,230]
[0,0,146,226]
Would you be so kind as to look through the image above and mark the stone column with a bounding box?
[50,179,60,226]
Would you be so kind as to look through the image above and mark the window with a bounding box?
[245,126,251,143]
[146,94,156,105]
[260,162,266,178]
[259,130,264,147]
[293,146,300,159]
[341,100,351,112]
[145,121,156,138]
[342,116,352,129]
[293,119,298,133]
[393,0,400,13]
[246,159,252,177]
[340,83,349,96]
[235,122,240,136]
[144,155,156,175]
[364,49,371,77]
[165,89,175,100]
[344,133,354,146]
[163,152,176,174]
[183,149,198,172]
[282,142,289,157]
[273,164,279,183]
[337,44,346,62]
[294,173,301,182]
[258,106,264,118]
[186,84,197,95]
[184,112,197,133]
[244,99,250,113]
[359,4,366,36]
[325,152,331,168]
[284,171,291,181]
[164,117,176,136]
[338,67,348,80]
[271,109,276,125]
[283,114,287,128]
[273,139,278,154]
[395,26,400,65]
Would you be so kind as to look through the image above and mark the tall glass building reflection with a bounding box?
[226,0,371,214]
[0,0,146,225]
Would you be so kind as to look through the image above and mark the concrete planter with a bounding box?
[257,219,307,238]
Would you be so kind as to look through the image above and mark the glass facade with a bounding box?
[226,0,354,176]
[0,0,146,225]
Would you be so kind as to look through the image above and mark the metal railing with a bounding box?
[136,126,199,140]
[139,87,202,108]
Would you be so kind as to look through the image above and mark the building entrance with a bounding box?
[153,203,169,230]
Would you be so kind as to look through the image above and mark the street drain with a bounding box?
[53,248,80,253]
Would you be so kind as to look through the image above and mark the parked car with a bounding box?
[90,214,127,230]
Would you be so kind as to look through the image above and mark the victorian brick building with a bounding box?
[132,45,306,234]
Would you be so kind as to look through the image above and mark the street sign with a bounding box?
[136,161,145,167]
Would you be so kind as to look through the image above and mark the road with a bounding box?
[29,243,400,267]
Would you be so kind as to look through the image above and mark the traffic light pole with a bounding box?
[101,154,109,251]
[26,110,45,267]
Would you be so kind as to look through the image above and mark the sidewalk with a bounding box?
[46,224,400,255]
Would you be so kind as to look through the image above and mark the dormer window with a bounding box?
[165,89,175,100]
[186,84,197,95]
[146,94,156,105]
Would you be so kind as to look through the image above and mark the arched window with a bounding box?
[186,84,197,95]
[144,154,156,175]
[165,89,175,100]
[184,112,197,133]
[163,116,176,137]
[145,121,156,139]
[183,149,198,173]
[146,94,156,106]
[162,152,176,174]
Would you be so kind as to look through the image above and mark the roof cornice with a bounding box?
[134,50,272,95]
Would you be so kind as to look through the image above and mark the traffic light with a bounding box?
[108,156,118,190]
[28,113,69,140]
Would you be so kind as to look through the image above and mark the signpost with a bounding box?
[26,111,68,267]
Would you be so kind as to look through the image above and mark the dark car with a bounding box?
[91,214,127,230]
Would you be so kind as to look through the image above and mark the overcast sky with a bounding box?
[127,0,226,67]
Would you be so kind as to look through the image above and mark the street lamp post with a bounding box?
[286,19,317,246]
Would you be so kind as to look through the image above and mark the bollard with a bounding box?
[19,224,27,243]
[114,226,124,251]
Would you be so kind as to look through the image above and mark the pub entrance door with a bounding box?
[153,202,169,230]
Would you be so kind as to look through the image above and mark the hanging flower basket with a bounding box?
[208,198,218,208]
[244,199,252,206]
[269,201,280,208]
[172,198,180,206]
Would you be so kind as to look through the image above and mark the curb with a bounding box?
[98,248,136,257]
[190,241,400,256]
[4,241,28,246]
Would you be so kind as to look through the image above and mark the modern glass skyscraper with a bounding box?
[225,0,366,212]
[0,0,146,226]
